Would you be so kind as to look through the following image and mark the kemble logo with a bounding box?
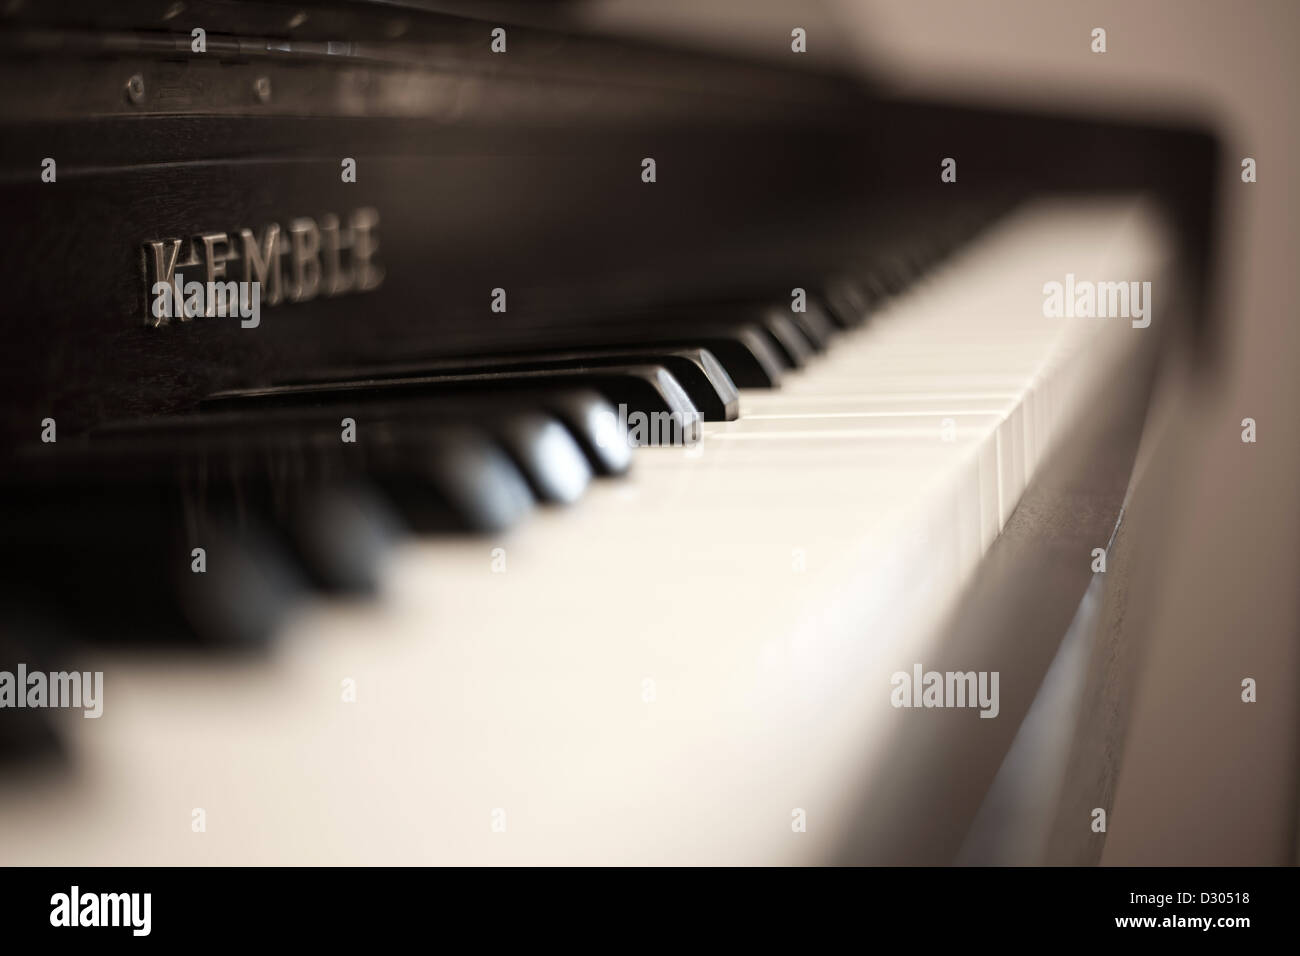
[890,664,1000,718]
[140,207,382,328]
[1042,273,1152,328]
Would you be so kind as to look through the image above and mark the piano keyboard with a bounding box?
[0,197,1170,864]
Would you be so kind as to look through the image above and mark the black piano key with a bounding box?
[316,321,783,392]
[92,410,538,534]
[783,300,837,352]
[284,349,739,423]
[566,331,782,389]
[860,272,894,301]
[214,382,635,479]
[489,410,592,505]
[822,277,873,328]
[674,347,740,420]
[441,320,784,389]
[549,324,785,388]
[0,691,62,767]
[283,482,403,595]
[539,349,735,421]
[525,348,737,422]
[577,366,700,445]
[571,307,806,374]
[382,368,705,447]
[365,426,535,533]
[606,315,792,385]
[171,511,304,648]
[540,389,632,476]
[0,488,303,649]
[207,363,704,445]
[264,398,592,506]
[757,311,814,369]
[376,401,601,508]
[870,256,914,296]
[457,369,703,447]
[686,326,785,387]
[501,367,703,434]
[0,620,66,767]
[271,365,697,425]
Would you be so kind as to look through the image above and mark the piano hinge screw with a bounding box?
[254,76,272,103]
[125,73,145,105]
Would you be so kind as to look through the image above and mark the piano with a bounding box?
[0,0,1221,865]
